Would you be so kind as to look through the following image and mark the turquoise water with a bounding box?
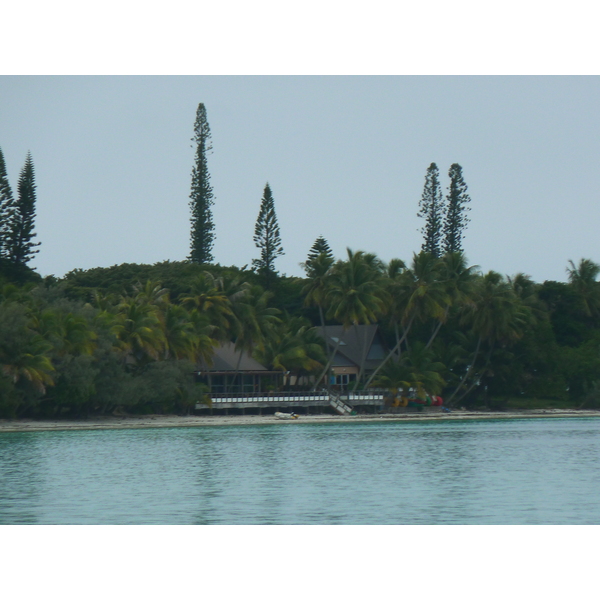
[1,417,599,524]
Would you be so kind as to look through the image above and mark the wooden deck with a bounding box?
[195,390,386,412]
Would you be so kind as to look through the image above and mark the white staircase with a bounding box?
[328,390,354,415]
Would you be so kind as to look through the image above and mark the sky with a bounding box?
[1,75,599,283]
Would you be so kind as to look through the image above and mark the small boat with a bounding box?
[274,412,299,420]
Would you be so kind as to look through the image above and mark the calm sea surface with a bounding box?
[1,417,599,524]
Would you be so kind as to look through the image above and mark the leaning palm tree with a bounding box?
[446,271,532,405]
[425,252,478,349]
[365,252,448,389]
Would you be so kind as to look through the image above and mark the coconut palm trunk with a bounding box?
[312,336,343,391]
[352,323,371,391]
[425,306,449,350]
[457,342,495,404]
[445,335,483,406]
[364,313,416,389]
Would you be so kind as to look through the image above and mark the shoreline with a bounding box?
[1,409,599,434]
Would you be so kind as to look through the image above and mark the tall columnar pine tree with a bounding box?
[417,162,443,257]
[443,163,471,254]
[253,183,284,286]
[303,235,334,275]
[188,103,215,264]
[0,147,16,260]
[8,152,40,266]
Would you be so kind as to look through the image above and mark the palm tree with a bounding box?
[374,342,445,399]
[303,251,334,328]
[158,302,196,361]
[425,252,478,349]
[229,285,280,390]
[365,252,447,389]
[566,258,600,318]
[56,312,97,357]
[508,272,546,323]
[302,251,335,383]
[113,297,165,366]
[132,280,170,307]
[180,272,234,339]
[255,315,326,388]
[381,258,407,359]
[325,248,388,389]
[1,334,55,394]
[446,271,531,405]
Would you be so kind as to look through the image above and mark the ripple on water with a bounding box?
[0,418,599,524]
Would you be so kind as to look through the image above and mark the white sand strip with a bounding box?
[0,409,599,434]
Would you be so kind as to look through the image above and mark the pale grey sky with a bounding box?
[1,76,599,283]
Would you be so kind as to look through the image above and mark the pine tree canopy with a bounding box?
[253,183,284,280]
[0,147,15,260]
[417,162,443,258]
[8,152,40,266]
[189,103,215,264]
[302,236,334,275]
[443,163,471,255]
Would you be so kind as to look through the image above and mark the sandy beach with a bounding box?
[0,409,599,433]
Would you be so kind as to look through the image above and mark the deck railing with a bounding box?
[208,391,330,404]
[204,389,386,405]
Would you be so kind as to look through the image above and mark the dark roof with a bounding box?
[198,342,276,374]
[316,324,386,369]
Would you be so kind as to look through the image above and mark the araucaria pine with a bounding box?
[188,103,215,264]
[253,183,284,286]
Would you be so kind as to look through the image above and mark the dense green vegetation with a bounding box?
[2,106,598,419]
[2,249,600,418]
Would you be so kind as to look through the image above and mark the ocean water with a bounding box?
[1,417,599,524]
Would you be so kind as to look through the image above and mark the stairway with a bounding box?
[328,389,354,415]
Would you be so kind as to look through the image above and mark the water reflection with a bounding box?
[0,433,44,524]
[1,418,599,524]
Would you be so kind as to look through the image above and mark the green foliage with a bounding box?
[443,163,471,254]
[326,248,387,327]
[0,147,15,261]
[254,314,326,385]
[189,103,215,264]
[8,153,40,266]
[252,183,284,287]
[375,342,446,397]
[417,163,444,257]
[566,258,600,318]
[0,149,42,285]
[302,236,334,274]
[2,241,600,416]
[537,280,589,347]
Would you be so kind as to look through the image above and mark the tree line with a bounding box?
[2,245,600,417]
[2,101,600,418]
